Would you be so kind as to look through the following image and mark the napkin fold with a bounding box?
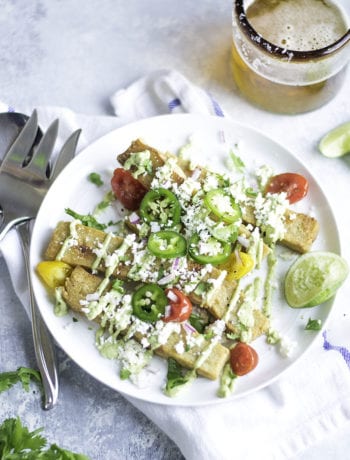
[1,69,350,460]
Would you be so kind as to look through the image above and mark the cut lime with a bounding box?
[319,122,350,158]
[284,251,348,308]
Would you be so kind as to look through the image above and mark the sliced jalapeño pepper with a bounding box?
[140,188,181,226]
[204,189,241,224]
[209,222,238,244]
[188,233,231,265]
[148,230,187,259]
[132,283,167,322]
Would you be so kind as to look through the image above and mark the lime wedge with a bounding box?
[319,122,350,158]
[284,252,348,308]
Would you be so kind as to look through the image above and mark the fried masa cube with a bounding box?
[118,139,319,253]
[45,221,269,337]
[63,266,229,380]
[45,220,270,339]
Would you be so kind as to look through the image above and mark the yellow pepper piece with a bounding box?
[219,251,254,281]
[36,261,72,289]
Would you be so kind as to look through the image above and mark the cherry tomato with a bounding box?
[163,288,192,323]
[265,173,309,204]
[230,342,259,376]
[219,251,254,281]
[111,168,147,211]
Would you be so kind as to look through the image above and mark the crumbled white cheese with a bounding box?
[254,192,289,244]
[175,340,185,354]
[124,150,152,178]
[279,335,297,358]
[256,165,274,190]
[154,321,181,346]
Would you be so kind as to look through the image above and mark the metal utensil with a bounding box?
[0,112,32,160]
[0,110,81,409]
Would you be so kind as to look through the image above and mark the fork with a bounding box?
[0,110,81,409]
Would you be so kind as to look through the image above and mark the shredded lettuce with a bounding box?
[164,358,196,397]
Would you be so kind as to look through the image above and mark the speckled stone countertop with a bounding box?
[1,1,350,459]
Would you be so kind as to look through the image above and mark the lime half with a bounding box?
[284,251,348,308]
[319,122,350,158]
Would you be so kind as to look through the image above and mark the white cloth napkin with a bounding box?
[1,69,350,460]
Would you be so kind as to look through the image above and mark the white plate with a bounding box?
[30,114,340,406]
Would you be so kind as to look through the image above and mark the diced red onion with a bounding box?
[237,235,250,248]
[164,305,171,317]
[172,257,180,270]
[166,290,178,302]
[183,322,196,334]
[158,273,176,285]
[129,212,140,224]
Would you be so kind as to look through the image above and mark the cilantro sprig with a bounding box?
[88,172,103,187]
[226,148,245,173]
[0,417,89,459]
[0,367,41,394]
[65,208,108,231]
[305,318,322,331]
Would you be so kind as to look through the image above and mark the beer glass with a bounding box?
[231,0,350,114]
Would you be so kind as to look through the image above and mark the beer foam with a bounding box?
[247,0,348,51]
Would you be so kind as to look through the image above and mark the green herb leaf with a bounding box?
[189,313,208,334]
[227,149,245,173]
[0,418,46,456]
[0,367,41,393]
[120,369,131,380]
[112,279,125,293]
[164,359,196,397]
[65,208,108,231]
[88,172,103,187]
[245,187,258,197]
[0,418,90,459]
[305,318,322,331]
[94,191,115,214]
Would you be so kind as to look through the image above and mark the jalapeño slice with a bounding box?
[148,230,187,259]
[204,189,241,224]
[188,233,231,265]
[132,283,167,322]
[140,188,181,226]
[209,222,238,244]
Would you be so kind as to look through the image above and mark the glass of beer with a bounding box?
[232,0,350,114]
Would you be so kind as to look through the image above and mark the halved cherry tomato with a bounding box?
[265,172,308,204]
[230,342,259,376]
[36,261,72,289]
[163,288,192,323]
[219,251,254,281]
[111,168,147,211]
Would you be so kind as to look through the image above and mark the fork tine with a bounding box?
[50,129,81,181]
[25,118,59,177]
[0,110,39,170]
